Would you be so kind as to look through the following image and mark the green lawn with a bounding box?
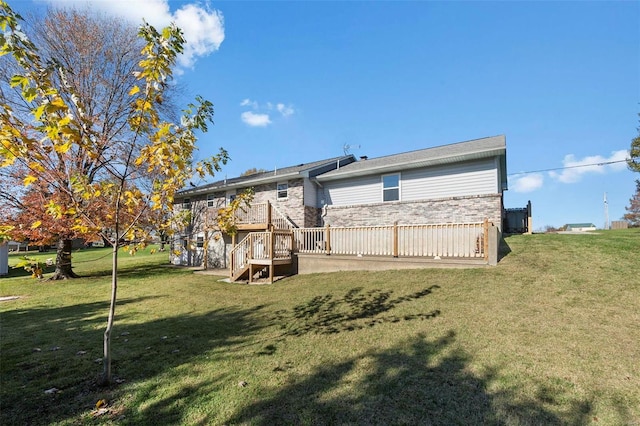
[1,230,639,425]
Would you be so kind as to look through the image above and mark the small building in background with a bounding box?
[565,223,597,232]
[0,243,8,276]
[611,221,629,230]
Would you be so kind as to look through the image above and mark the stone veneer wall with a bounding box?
[244,179,306,228]
[304,205,322,228]
[323,194,503,228]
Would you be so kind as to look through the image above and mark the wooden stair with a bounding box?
[230,230,294,284]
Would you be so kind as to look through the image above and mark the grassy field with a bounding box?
[1,230,639,425]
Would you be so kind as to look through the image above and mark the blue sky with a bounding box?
[16,1,640,229]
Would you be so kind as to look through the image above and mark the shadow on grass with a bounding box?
[0,296,267,426]
[227,331,593,425]
[73,262,186,280]
[274,285,441,336]
[499,235,513,260]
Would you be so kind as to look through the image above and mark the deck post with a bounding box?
[393,221,399,257]
[270,230,275,260]
[483,218,489,261]
[325,224,331,255]
[267,200,272,229]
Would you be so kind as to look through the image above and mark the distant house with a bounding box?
[172,135,508,273]
[0,243,8,276]
[565,223,597,232]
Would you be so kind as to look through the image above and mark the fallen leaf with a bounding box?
[92,408,109,417]
[44,388,59,394]
[96,399,107,409]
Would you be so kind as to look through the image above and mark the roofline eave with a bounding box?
[316,149,506,182]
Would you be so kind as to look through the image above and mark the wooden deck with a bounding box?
[228,219,495,283]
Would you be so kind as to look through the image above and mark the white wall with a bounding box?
[323,159,498,207]
[0,243,8,276]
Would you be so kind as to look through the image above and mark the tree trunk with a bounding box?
[50,238,79,280]
[102,243,118,386]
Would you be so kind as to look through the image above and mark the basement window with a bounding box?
[277,182,288,200]
[382,174,400,202]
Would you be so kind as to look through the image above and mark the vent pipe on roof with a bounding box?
[360,156,368,161]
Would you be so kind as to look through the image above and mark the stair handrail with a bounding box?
[229,233,252,279]
[270,203,297,229]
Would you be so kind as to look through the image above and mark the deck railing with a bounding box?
[234,201,295,230]
[292,221,488,259]
[230,230,293,279]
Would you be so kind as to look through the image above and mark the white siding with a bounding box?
[303,178,317,206]
[324,159,497,207]
[402,159,497,200]
[324,175,380,206]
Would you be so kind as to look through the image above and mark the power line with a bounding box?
[507,159,629,177]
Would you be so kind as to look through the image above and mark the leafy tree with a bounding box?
[0,7,151,278]
[1,2,228,384]
[629,114,640,173]
[623,180,640,227]
[240,167,267,177]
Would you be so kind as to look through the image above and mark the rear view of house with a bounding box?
[172,135,507,277]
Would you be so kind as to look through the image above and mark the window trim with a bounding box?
[277,181,288,200]
[182,198,192,210]
[207,194,216,207]
[382,173,400,202]
[226,190,236,205]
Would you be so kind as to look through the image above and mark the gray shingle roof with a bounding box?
[178,155,355,196]
[316,135,506,182]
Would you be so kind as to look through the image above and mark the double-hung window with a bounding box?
[277,182,288,200]
[207,194,215,207]
[382,174,400,202]
[226,191,236,205]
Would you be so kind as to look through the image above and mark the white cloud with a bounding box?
[44,0,224,69]
[239,99,294,126]
[277,103,295,117]
[241,111,271,127]
[549,150,629,183]
[510,173,544,193]
[240,99,258,109]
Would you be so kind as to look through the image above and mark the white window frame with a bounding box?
[382,173,400,202]
[226,190,236,205]
[277,182,288,200]
[207,194,216,207]
[182,198,192,210]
